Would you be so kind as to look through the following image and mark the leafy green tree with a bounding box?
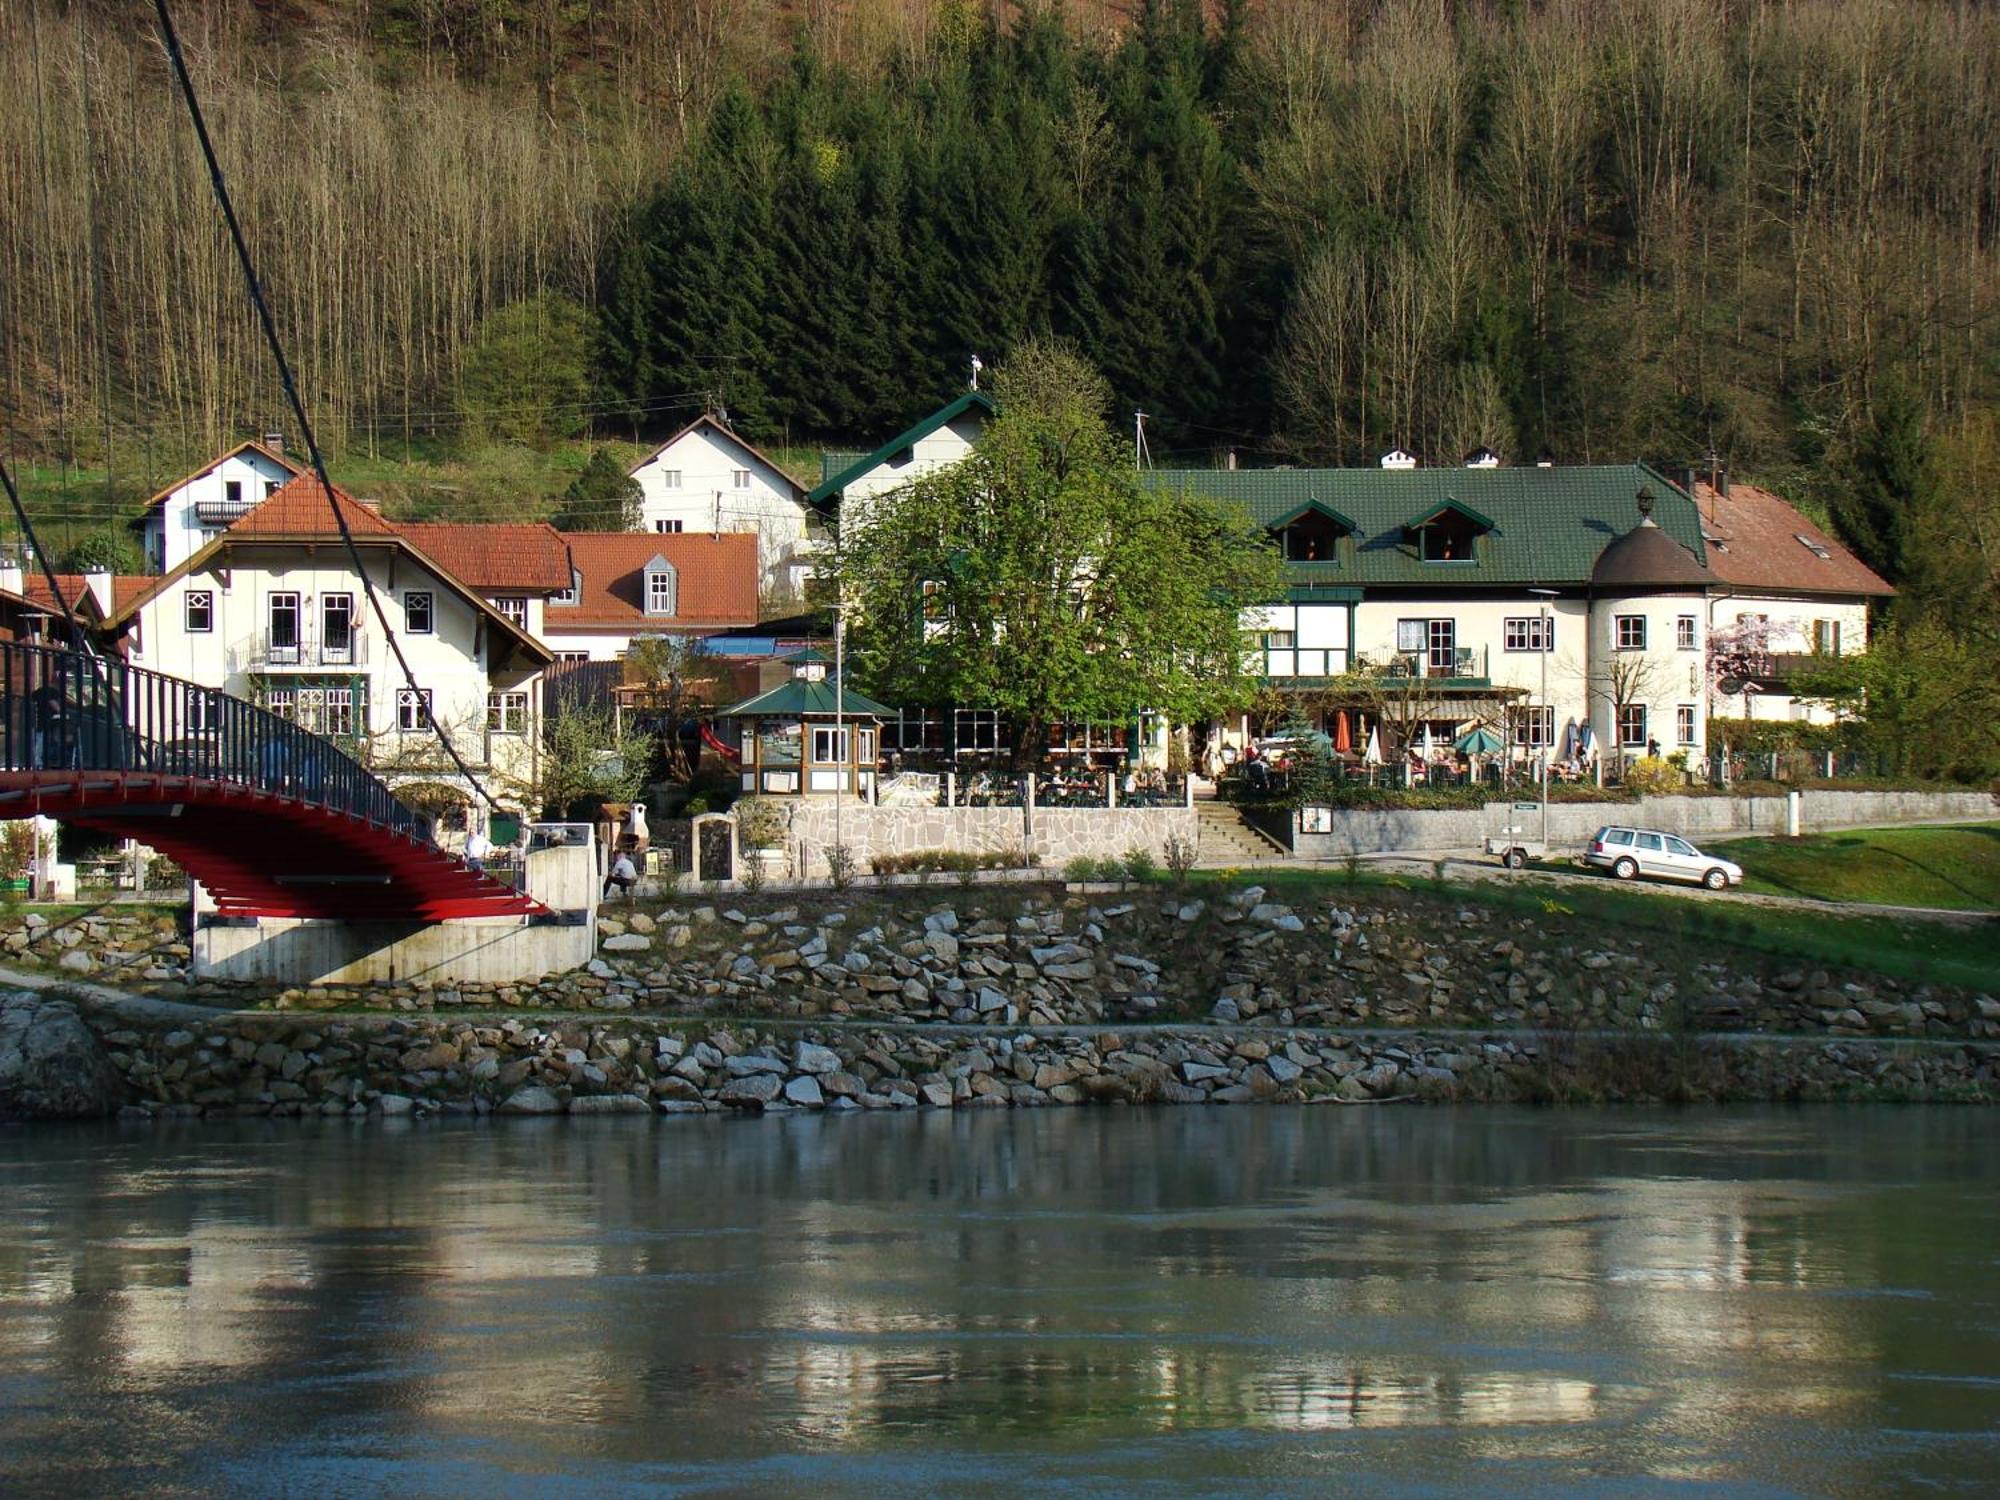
[836,339,1282,769]
[551,447,641,531]
[1793,619,2000,782]
[62,527,143,574]
[454,292,594,445]
[537,704,653,819]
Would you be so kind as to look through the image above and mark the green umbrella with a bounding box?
[1455,725,1505,754]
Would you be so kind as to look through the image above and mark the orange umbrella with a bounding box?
[1334,710,1352,753]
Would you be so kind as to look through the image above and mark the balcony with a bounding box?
[229,630,372,673]
[1385,645,1491,687]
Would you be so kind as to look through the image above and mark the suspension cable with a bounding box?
[150,0,503,819]
[0,454,96,657]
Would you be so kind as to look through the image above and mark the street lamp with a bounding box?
[1528,587,1559,852]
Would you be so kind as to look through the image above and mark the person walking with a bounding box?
[463,827,490,874]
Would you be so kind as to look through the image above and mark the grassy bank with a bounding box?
[1708,824,2000,910]
[1186,864,2000,994]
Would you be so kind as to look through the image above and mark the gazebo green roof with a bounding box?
[722,679,893,719]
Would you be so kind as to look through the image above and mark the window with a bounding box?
[1426,618,1456,673]
[811,725,853,763]
[1262,629,1296,650]
[1796,533,1832,559]
[487,691,528,733]
[553,569,579,607]
[659,469,683,489]
[654,519,684,534]
[264,687,295,721]
[185,591,213,633]
[1665,835,1696,856]
[264,479,281,499]
[1614,614,1647,651]
[1394,617,1456,673]
[404,591,433,634]
[267,592,300,662]
[731,469,752,489]
[920,579,948,622]
[493,597,528,628]
[1676,615,1697,650]
[1279,510,1345,562]
[1676,704,1697,744]
[224,479,243,505]
[644,568,676,616]
[1601,828,1634,846]
[1635,832,1663,852]
[396,688,433,732]
[321,593,354,663]
[1418,513,1480,562]
[1396,619,1429,653]
[554,651,589,664]
[1814,619,1841,656]
[289,684,356,737]
[1503,616,1554,652]
[1514,704,1554,747]
[1617,703,1648,747]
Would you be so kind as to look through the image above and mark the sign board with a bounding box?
[1513,801,1541,812]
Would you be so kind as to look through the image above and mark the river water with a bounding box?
[1,1107,1995,1497]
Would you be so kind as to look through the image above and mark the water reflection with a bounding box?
[2,1108,1996,1495]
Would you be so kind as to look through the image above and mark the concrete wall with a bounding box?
[190,838,598,985]
[775,800,1198,877]
[1287,787,1997,858]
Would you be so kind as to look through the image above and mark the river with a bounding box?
[1,1107,1995,1496]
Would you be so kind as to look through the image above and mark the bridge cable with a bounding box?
[149,0,504,821]
[0,454,99,658]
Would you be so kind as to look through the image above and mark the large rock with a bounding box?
[793,1041,842,1075]
[498,1084,564,1115]
[720,1073,783,1108]
[0,994,124,1120]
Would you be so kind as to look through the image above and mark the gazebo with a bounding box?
[721,649,890,797]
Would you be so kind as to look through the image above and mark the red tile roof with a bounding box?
[227,475,400,537]
[546,532,760,631]
[1692,481,1894,598]
[399,523,573,593]
[22,573,154,617]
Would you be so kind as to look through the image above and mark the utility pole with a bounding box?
[833,594,846,858]
[1134,410,1150,469]
[1529,587,1559,852]
[969,354,982,392]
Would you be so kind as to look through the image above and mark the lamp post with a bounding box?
[833,595,846,860]
[1528,587,1559,852]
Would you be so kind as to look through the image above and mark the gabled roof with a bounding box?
[1691,480,1894,598]
[1143,463,1703,588]
[21,573,153,619]
[104,482,552,664]
[397,523,573,594]
[721,677,893,719]
[134,439,303,517]
[629,415,807,501]
[1268,498,1359,533]
[807,391,997,511]
[545,532,760,632]
[1401,497,1496,533]
[227,475,400,537]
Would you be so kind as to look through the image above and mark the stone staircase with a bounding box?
[1194,798,1291,865]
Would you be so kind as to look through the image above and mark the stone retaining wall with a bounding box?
[55,995,2000,1116]
[1286,787,1996,857]
[779,802,1195,878]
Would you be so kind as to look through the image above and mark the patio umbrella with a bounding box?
[1577,725,1598,759]
[1420,723,1435,757]
[1362,726,1383,765]
[1455,725,1504,755]
[1334,710,1352,754]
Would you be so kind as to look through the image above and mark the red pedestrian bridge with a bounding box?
[0,640,542,921]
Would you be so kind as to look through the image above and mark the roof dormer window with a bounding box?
[1796,534,1832,560]
[1402,500,1493,564]
[553,567,580,607]
[644,555,677,616]
[1268,500,1356,563]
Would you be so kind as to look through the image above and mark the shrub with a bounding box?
[1622,756,1680,797]
[824,843,856,889]
[1063,855,1097,882]
[734,796,788,850]
[1163,832,1197,883]
[1121,847,1158,882]
[681,795,709,817]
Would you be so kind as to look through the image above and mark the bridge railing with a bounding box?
[0,639,428,841]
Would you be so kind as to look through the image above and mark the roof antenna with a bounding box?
[1134,410,1151,470]
[968,353,983,392]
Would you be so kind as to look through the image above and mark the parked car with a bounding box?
[1583,825,1743,889]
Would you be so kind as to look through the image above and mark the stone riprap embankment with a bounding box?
[0,906,189,985]
[47,996,2000,1117]
[141,883,1996,1046]
[1,992,127,1118]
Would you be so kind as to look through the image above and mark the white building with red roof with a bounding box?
[129,438,304,573]
[627,415,821,600]
[540,531,762,662]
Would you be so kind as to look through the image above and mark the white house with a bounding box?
[808,390,994,531]
[104,478,555,829]
[131,439,303,573]
[628,415,816,600]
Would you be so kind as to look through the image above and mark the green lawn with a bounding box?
[1711,823,2000,910]
[1183,862,2000,994]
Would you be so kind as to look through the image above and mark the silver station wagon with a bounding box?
[1583,825,1744,890]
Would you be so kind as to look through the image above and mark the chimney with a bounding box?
[263,430,285,456]
[1380,448,1417,470]
[1225,449,1238,471]
[0,555,22,597]
[1718,467,1730,500]
[83,566,114,616]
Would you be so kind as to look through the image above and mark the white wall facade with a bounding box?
[630,426,809,596]
[141,449,297,573]
[1583,593,1711,759]
[125,544,543,799]
[1705,593,1871,727]
[836,408,990,529]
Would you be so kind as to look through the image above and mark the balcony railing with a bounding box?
[229,629,371,672]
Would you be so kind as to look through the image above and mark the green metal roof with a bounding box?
[721,678,893,719]
[1144,463,1705,588]
[808,391,997,511]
